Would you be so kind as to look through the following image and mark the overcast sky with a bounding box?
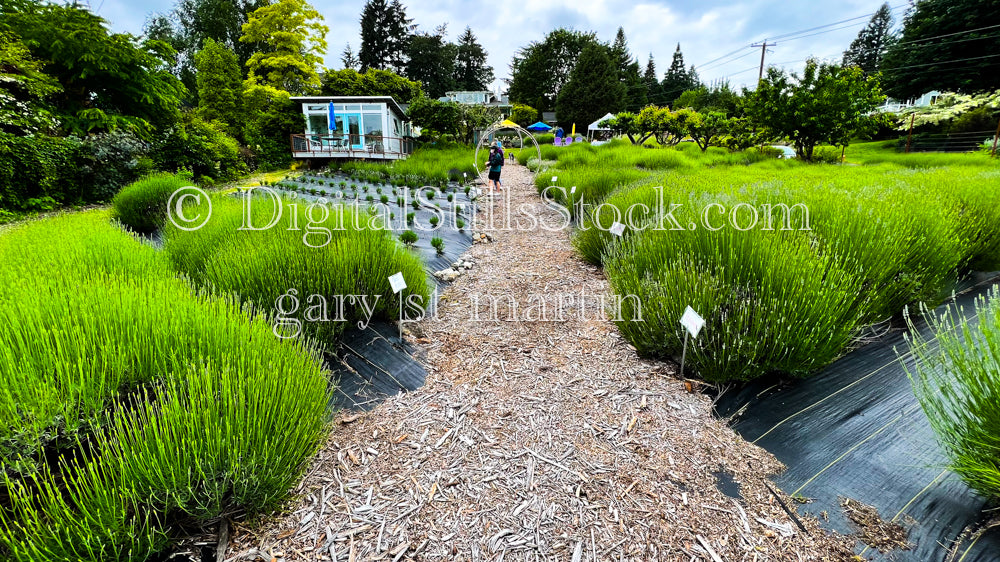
[91,0,906,91]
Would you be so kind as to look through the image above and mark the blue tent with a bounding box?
[526,121,552,132]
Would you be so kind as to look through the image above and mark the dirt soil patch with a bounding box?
[840,496,911,553]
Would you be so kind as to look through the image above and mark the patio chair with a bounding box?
[553,137,563,147]
[565,136,574,145]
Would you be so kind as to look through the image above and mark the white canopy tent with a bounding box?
[588,112,615,143]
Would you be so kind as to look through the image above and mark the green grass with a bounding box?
[111,173,192,233]
[0,211,331,559]
[163,195,430,346]
[906,287,1000,500]
[337,147,479,185]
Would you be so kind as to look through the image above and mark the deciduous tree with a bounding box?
[3,1,185,137]
[239,0,328,94]
[747,59,885,160]
[320,68,422,103]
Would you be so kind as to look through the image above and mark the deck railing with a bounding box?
[290,134,414,158]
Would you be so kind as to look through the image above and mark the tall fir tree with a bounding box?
[842,2,894,74]
[454,27,493,91]
[194,37,242,134]
[555,43,625,131]
[661,43,698,107]
[358,0,410,73]
[643,53,659,103]
[341,42,359,69]
[609,27,647,110]
[404,26,457,98]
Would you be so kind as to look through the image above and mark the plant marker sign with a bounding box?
[679,306,705,383]
[570,185,577,194]
[389,272,407,340]
[609,221,626,237]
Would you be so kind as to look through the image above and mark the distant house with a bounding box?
[443,90,493,104]
[438,90,513,116]
[289,96,414,160]
[878,90,942,113]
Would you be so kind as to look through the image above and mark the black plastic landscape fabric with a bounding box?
[328,320,428,411]
[283,175,479,411]
[715,277,1000,562]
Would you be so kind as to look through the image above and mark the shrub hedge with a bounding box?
[163,194,431,346]
[111,173,193,232]
[0,212,331,559]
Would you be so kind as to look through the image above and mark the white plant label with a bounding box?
[571,185,577,194]
[389,272,407,294]
[551,176,558,183]
[609,221,626,237]
[680,306,705,338]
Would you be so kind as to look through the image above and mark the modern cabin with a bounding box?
[289,96,415,160]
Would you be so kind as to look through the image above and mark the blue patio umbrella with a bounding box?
[328,102,337,132]
[526,121,552,132]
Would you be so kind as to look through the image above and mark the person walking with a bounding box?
[487,140,504,192]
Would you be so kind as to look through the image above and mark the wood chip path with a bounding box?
[226,163,858,561]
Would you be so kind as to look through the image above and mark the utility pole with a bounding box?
[751,41,772,83]
[906,113,915,154]
[750,41,772,152]
[992,117,1000,157]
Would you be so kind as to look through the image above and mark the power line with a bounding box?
[760,2,908,43]
[698,50,757,73]
[880,52,1000,73]
[892,22,1000,46]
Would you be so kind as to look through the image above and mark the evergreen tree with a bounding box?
[882,0,1000,98]
[359,0,410,73]
[608,27,646,110]
[195,37,242,134]
[239,0,328,94]
[454,26,493,91]
[842,2,894,74]
[643,53,659,103]
[555,43,625,132]
[404,26,456,98]
[341,42,359,70]
[660,44,698,107]
[508,28,599,111]
[609,27,632,73]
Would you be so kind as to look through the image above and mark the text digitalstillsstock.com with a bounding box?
[168,185,812,247]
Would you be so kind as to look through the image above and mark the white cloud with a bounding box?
[95,0,894,93]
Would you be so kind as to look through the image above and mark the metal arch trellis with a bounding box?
[472,119,547,183]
